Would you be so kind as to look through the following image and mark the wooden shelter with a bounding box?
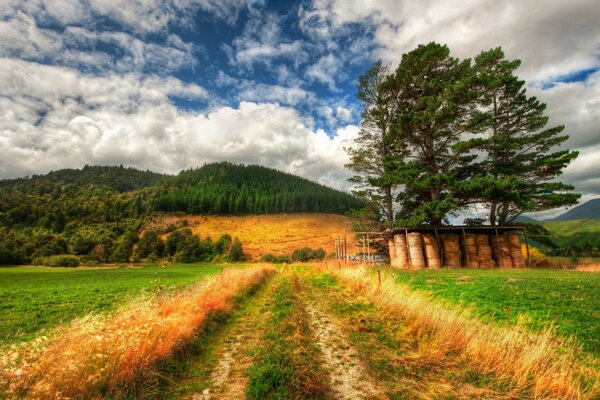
[385,226,530,269]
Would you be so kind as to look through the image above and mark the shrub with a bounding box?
[34,255,81,267]
[260,254,292,264]
[291,247,326,262]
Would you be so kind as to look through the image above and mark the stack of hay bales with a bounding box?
[388,238,397,267]
[476,234,496,268]
[492,234,513,268]
[391,235,409,269]
[464,234,479,268]
[442,234,462,268]
[508,234,526,268]
[422,234,441,268]
[407,232,426,269]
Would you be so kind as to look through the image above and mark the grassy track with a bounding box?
[246,273,333,399]
[0,264,223,344]
[390,268,600,357]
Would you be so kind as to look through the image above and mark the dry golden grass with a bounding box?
[324,264,599,399]
[0,266,276,399]
[154,213,352,258]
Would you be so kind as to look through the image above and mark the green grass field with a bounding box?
[0,264,223,345]
[391,268,600,357]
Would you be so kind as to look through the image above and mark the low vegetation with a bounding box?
[392,268,600,357]
[0,266,275,399]
[326,265,598,399]
[0,264,223,345]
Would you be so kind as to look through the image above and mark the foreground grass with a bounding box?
[0,266,275,399]
[327,266,598,399]
[392,268,600,357]
[0,264,225,345]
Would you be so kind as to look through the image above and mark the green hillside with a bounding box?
[525,219,600,256]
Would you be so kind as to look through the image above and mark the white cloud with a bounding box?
[306,53,343,89]
[225,10,309,70]
[0,58,356,189]
[0,12,199,74]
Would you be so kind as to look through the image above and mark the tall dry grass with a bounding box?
[0,266,276,399]
[325,265,598,399]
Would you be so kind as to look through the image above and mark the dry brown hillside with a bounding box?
[150,214,353,259]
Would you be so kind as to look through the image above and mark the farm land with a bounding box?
[1,216,599,399]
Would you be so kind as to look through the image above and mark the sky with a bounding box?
[1,0,599,218]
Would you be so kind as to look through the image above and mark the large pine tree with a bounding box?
[470,48,579,225]
[345,61,399,228]
[382,42,486,225]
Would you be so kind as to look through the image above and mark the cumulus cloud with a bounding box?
[0,59,356,188]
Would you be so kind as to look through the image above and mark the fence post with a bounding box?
[378,269,381,288]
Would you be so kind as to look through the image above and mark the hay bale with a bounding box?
[508,233,521,247]
[392,234,408,269]
[492,234,513,267]
[407,232,425,269]
[422,234,441,269]
[442,234,462,268]
[475,234,495,268]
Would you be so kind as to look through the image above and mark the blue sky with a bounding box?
[1,0,600,217]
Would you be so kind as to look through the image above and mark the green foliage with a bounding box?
[224,238,245,262]
[291,247,326,262]
[465,47,579,224]
[152,162,362,215]
[135,230,164,260]
[33,254,81,267]
[259,254,292,264]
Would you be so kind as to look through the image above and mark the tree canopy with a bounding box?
[347,42,579,227]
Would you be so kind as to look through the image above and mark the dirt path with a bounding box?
[173,276,278,400]
[303,277,387,400]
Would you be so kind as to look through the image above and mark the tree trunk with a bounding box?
[384,186,394,225]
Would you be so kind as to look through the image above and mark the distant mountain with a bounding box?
[513,215,539,223]
[551,199,600,221]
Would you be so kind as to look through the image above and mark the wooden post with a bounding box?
[362,234,366,264]
[377,269,381,288]
[367,234,371,265]
[462,228,470,268]
[434,228,444,267]
[494,227,502,267]
[524,226,531,268]
[405,229,412,269]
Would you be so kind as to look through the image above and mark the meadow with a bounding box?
[0,264,223,345]
[391,268,600,357]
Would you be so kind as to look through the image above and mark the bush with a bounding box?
[291,247,326,262]
[34,254,80,267]
[260,254,292,264]
[224,238,244,262]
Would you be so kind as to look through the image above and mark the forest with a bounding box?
[0,163,361,264]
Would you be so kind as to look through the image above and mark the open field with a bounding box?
[392,268,600,357]
[0,264,225,345]
[151,213,352,258]
[1,264,598,399]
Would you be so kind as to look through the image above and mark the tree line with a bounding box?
[347,42,579,229]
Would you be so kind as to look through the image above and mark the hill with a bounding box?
[551,198,600,221]
[0,163,362,264]
[513,215,539,223]
[151,162,363,215]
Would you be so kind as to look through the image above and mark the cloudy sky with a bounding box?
[1,0,599,215]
